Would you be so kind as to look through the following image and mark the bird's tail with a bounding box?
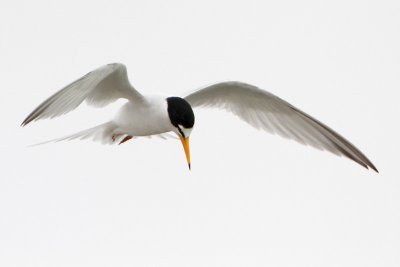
[31,122,118,146]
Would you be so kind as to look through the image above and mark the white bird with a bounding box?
[21,63,378,172]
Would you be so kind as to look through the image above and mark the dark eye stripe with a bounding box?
[178,127,185,138]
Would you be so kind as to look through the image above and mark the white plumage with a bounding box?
[22,63,378,172]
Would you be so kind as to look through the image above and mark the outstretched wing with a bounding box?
[21,63,142,126]
[184,81,378,172]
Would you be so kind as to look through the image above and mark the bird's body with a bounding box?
[113,95,171,137]
[22,63,378,172]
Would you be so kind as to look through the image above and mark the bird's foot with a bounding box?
[119,135,133,145]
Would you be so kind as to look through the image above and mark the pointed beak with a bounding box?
[179,136,191,170]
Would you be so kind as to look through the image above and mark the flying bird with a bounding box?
[21,63,378,172]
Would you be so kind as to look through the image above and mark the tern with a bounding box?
[21,63,378,172]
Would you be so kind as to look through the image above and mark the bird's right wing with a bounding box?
[21,63,142,126]
[184,81,378,172]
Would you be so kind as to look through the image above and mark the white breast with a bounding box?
[112,95,174,136]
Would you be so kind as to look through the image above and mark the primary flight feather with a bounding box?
[22,63,378,172]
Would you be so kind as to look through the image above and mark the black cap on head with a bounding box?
[166,97,195,129]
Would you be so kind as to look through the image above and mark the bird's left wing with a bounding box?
[21,63,142,126]
[184,81,378,172]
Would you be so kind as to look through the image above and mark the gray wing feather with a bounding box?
[21,63,142,126]
[184,81,378,172]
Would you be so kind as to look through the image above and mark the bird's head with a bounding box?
[166,97,195,170]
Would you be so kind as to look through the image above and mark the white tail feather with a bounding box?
[30,122,118,146]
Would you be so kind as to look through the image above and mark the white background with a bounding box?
[1,0,399,266]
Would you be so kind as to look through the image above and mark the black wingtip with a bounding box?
[20,118,32,127]
[360,161,378,173]
[356,160,379,173]
[21,115,34,127]
[369,164,379,173]
[359,156,378,173]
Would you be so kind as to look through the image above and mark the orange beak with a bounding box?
[179,136,191,170]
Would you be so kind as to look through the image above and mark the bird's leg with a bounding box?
[119,135,133,145]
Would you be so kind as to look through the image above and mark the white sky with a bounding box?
[1,0,399,266]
